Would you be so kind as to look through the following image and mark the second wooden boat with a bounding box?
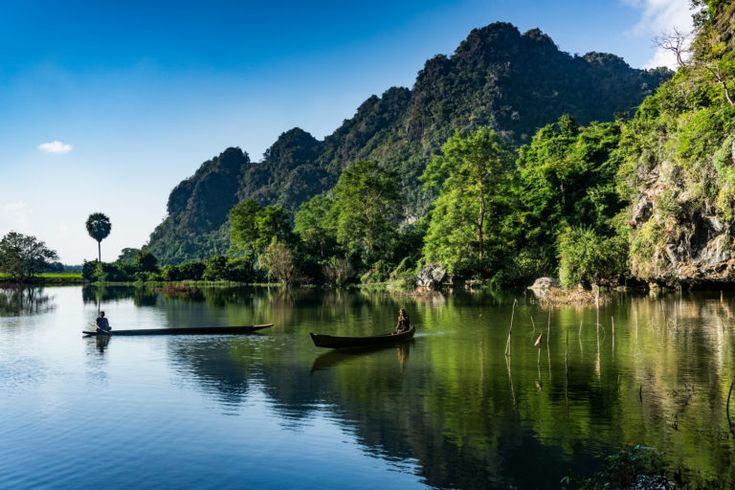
[310,325,415,349]
[82,323,273,336]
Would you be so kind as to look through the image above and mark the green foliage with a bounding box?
[230,199,293,257]
[146,22,668,264]
[389,257,418,290]
[260,239,298,284]
[331,160,402,266]
[203,256,256,282]
[513,117,624,270]
[81,248,161,283]
[86,212,111,262]
[134,250,159,273]
[571,445,671,489]
[422,128,514,277]
[86,213,111,242]
[0,232,59,281]
[617,1,735,281]
[160,261,206,281]
[117,248,140,263]
[557,227,628,287]
[82,260,97,281]
[322,257,355,287]
[92,262,131,282]
[294,193,337,259]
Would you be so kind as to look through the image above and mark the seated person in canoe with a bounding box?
[395,308,411,334]
[96,311,112,333]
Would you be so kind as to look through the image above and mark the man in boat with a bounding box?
[96,311,112,333]
[395,308,410,334]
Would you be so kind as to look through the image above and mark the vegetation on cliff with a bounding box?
[619,0,735,285]
[138,4,735,289]
[146,22,668,265]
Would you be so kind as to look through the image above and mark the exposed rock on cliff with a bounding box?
[621,1,735,285]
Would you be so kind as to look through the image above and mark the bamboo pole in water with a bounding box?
[578,319,583,356]
[611,316,615,356]
[505,353,516,407]
[565,329,569,411]
[504,299,517,357]
[727,379,734,427]
[565,330,569,379]
[547,310,552,381]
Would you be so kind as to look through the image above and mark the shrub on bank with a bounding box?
[557,227,628,287]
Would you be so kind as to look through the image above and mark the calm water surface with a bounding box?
[1,285,734,488]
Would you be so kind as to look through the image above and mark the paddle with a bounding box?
[86,321,111,335]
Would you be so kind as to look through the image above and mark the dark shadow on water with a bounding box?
[311,341,413,373]
[0,287,55,316]
[95,334,110,353]
[82,285,158,307]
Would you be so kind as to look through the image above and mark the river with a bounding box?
[1,285,733,488]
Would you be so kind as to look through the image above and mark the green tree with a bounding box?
[512,116,623,272]
[260,239,298,284]
[86,213,112,262]
[421,128,513,277]
[331,160,402,265]
[117,248,140,263]
[294,193,337,259]
[0,231,59,280]
[230,200,293,257]
[557,227,628,287]
[134,250,159,273]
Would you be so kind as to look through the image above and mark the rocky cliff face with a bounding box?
[629,162,735,284]
[622,1,735,285]
[147,22,671,264]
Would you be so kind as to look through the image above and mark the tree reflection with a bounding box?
[0,287,55,316]
[73,285,735,487]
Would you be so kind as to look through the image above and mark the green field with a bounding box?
[0,272,85,284]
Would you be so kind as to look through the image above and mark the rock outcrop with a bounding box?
[623,0,735,286]
[416,265,447,289]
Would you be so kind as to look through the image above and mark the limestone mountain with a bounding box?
[147,21,670,264]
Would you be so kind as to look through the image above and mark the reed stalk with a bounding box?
[504,299,517,357]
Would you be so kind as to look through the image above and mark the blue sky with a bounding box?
[0,0,692,263]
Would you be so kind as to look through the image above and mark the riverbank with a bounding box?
[0,272,85,285]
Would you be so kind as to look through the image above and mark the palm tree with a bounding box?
[86,213,112,262]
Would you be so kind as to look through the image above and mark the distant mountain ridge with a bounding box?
[147,21,671,264]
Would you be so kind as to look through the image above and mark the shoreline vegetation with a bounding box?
[0,272,85,285]
[2,4,734,306]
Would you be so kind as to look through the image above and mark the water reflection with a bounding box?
[83,285,158,307]
[311,341,413,372]
[95,335,110,353]
[4,284,730,487]
[0,287,55,316]
[153,288,735,487]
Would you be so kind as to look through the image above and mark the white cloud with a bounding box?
[38,140,73,154]
[625,0,694,69]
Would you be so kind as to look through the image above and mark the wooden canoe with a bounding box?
[82,323,273,337]
[310,325,415,349]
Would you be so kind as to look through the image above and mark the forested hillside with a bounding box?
[147,22,669,264]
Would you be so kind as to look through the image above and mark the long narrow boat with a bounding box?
[82,323,273,337]
[310,325,415,349]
